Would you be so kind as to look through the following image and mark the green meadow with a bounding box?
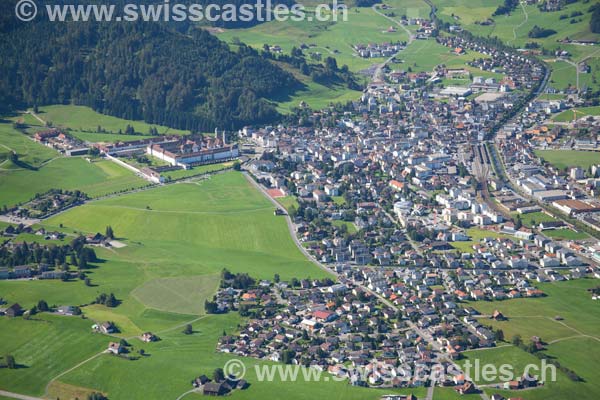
[0,156,148,207]
[433,0,600,92]
[0,171,432,400]
[534,149,600,170]
[36,105,189,136]
[459,279,600,400]
[56,312,427,400]
[552,105,600,122]
[469,279,600,343]
[0,121,56,168]
[219,7,411,72]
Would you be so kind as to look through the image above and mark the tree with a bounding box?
[4,354,16,369]
[204,299,218,314]
[512,334,523,347]
[105,226,114,240]
[591,5,600,33]
[274,273,280,283]
[183,324,193,335]
[87,393,108,400]
[495,329,504,342]
[514,215,522,230]
[37,299,49,312]
[213,367,225,382]
[84,277,92,287]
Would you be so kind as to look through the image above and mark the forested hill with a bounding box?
[0,1,300,131]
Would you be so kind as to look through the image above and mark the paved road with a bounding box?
[370,5,415,82]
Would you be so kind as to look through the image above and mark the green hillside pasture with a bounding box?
[459,339,600,400]
[433,0,500,26]
[37,105,189,136]
[384,0,431,19]
[397,39,488,73]
[218,8,410,72]
[469,279,600,343]
[69,131,156,143]
[546,59,600,92]
[132,274,221,315]
[0,314,107,396]
[0,122,57,168]
[533,149,600,170]
[43,172,331,282]
[59,313,427,400]
[435,0,600,56]
[0,157,148,207]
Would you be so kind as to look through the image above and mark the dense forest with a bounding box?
[0,0,302,131]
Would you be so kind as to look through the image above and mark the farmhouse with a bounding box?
[141,332,158,342]
[5,303,23,317]
[107,342,123,355]
[203,382,227,396]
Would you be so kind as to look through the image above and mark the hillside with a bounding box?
[0,0,301,131]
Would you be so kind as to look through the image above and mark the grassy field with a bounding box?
[131,274,221,316]
[393,38,492,73]
[43,172,330,282]
[459,279,600,399]
[36,105,189,136]
[0,171,344,398]
[534,149,600,170]
[277,196,300,211]
[0,156,148,207]
[544,228,589,240]
[0,314,107,396]
[515,211,557,228]
[218,8,411,72]
[552,105,600,122]
[469,279,600,342]
[0,122,56,168]
[433,0,600,93]
[451,227,513,253]
[165,161,235,180]
[332,219,358,233]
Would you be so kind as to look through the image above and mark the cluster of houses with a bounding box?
[354,42,405,59]
[217,277,504,389]
[33,129,90,156]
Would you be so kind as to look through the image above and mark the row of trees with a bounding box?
[0,238,97,269]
